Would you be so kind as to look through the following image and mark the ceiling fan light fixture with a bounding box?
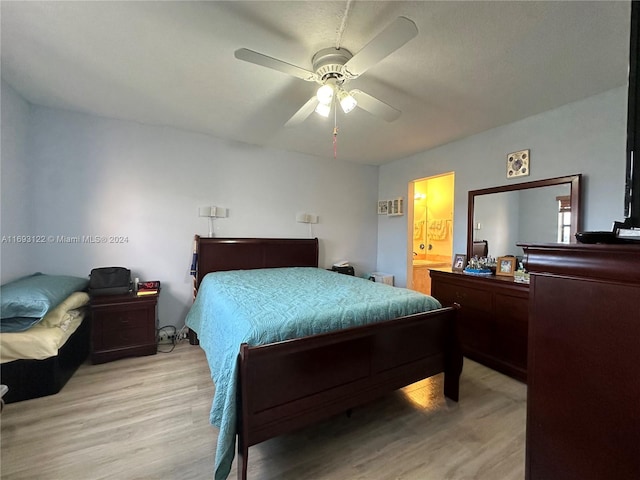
[338,89,358,114]
[314,101,331,117]
[316,84,334,105]
[235,16,418,128]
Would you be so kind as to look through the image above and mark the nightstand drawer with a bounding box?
[100,325,151,349]
[93,307,149,328]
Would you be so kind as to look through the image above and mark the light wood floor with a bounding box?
[0,343,526,480]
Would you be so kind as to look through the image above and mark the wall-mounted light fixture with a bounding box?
[296,212,319,238]
[199,206,228,237]
[296,213,318,224]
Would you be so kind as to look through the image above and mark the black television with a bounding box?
[617,0,640,234]
[579,0,640,242]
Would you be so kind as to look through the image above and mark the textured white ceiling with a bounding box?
[0,1,631,165]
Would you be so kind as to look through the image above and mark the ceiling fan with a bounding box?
[234,16,418,126]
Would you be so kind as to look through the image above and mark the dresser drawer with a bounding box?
[457,311,492,353]
[494,292,528,325]
[493,293,528,372]
[433,281,492,313]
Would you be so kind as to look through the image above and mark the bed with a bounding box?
[0,273,91,404]
[186,237,462,480]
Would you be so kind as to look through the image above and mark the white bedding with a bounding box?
[0,292,89,363]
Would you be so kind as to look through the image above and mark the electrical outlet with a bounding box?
[157,328,188,345]
[157,330,174,344]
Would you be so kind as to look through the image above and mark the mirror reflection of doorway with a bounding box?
[408,172,455,295]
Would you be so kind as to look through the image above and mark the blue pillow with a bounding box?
[0,316,43,333]
[1,273,89,321]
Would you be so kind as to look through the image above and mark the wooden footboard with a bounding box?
[236,305,461,480]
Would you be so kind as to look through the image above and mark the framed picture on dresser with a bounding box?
[452,253,467,272]
[496,256,516,276]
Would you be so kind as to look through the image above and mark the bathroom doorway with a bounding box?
[407,172,455,295]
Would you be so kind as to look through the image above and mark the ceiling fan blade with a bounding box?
[234,48,317,82]
[343,17,418,78]
[352,90,401,122]
[284,96,319,127]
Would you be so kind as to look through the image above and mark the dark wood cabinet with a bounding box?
[90,293,158,364]
[522,244,640,480]
[430,269,528,382]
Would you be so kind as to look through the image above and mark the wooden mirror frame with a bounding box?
[467,174,582,260]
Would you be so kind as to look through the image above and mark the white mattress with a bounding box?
[0,292,89,363]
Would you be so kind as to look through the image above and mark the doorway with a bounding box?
[407,172,455,295]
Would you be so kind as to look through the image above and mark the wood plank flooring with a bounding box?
[0,342,526,480]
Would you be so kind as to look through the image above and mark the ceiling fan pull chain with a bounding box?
[333,104,339,159]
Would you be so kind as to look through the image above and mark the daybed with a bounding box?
[0,273,91,404]
[185,237,462,480]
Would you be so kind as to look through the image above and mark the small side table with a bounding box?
[90,292,158,364]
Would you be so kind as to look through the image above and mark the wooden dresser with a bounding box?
[90,293,158,364]
[522,243,640,480]
[430,269,528,382]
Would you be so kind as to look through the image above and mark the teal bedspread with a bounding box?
[185,267,441,480]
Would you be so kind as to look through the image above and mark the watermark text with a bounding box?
[1,235,129,244]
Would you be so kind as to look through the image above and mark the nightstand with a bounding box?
[90,293,158,364]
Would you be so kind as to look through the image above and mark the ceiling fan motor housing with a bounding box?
[312,47,353,84]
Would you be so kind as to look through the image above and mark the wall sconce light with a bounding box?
[199,206,228,237]
[296,212,318,224]
[296,212,319,238]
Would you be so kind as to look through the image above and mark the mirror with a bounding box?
[467,174,582,260]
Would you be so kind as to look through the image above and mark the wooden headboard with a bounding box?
[194,236,319,288]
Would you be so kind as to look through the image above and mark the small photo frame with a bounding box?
[496,256,516,276]
[387,197,404,216]
[377,201,388,215]
[452,253,467,272]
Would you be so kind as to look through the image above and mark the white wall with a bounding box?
[378,87,627,286]
[5,103,379,327]
[2,84,629,319]
[1,80,32,283]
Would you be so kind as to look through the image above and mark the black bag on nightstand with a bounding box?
[89,267,131,296]
[331,265,355,276]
